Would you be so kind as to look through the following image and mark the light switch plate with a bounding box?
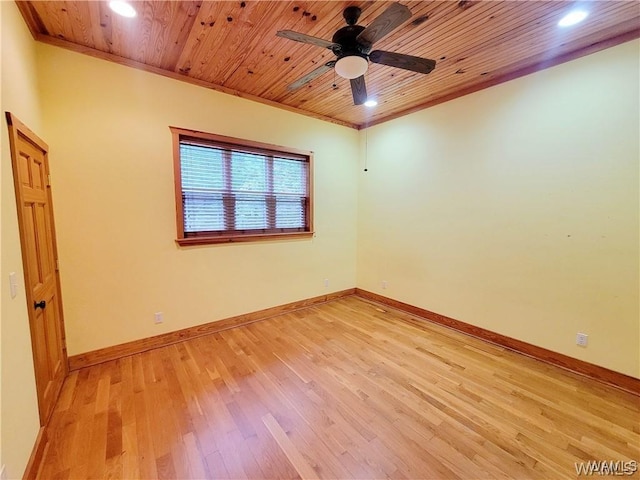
[9,272,18,298]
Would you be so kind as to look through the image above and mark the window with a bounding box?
[171,127,313,245]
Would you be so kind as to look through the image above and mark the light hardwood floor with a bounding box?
[39,296,639,479]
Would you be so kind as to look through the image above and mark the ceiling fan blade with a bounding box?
[350,76,368,105]
[369,50,436,74]
[287,62,335,91]
[276,30,340,50]
[356,3,411,48]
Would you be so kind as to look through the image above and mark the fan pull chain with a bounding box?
[364,129,368,172]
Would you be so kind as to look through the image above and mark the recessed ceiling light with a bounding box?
[109,1,137,18]
[364,99,378,107]
[558,9,588,27]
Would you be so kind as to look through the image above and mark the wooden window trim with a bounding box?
[170,127,314,246]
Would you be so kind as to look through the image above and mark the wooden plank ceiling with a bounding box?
[17,1,640,129]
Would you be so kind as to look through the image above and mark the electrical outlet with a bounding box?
[381,280,388,289]
[576,332,588,347]
[154,312,163,324]
[323,279,329,288]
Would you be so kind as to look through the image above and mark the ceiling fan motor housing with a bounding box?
[332,25,370,59]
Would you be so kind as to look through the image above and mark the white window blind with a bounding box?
[179,140,310,237]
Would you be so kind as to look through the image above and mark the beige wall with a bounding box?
[357,40,640,378]
[36,43,359,356]
[0,2,43,478]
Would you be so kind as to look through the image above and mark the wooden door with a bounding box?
[6,113,68,425]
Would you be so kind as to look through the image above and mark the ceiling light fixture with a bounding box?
[109,1,137,18]
[334,56,368,79]
[364,99,378,107]
[558,9,588,27]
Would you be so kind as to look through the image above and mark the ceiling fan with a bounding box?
[276,3,436,105]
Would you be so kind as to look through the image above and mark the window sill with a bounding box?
[176,231,314,246]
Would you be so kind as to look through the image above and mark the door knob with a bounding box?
[34,300,46,310]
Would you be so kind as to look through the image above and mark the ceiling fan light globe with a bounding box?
[335,56,368,79]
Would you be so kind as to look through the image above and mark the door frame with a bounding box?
[5,112,68,426]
